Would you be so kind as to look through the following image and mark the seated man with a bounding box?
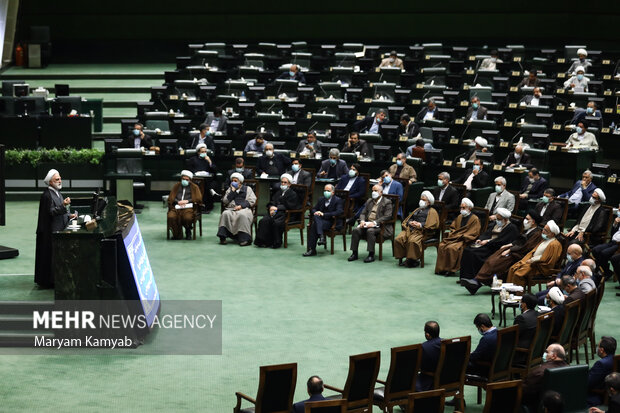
[559,169,597,213]
[521,344,569,412]
[256,143,291,178]
[464,211,543,294]
[203,106,228,134]
[224,157,253,189]
[388,153,417,184]
[563,275,585,305]
[353,108,386,134]
[433,172,460,220]
[335,163,367,215]
[187,143,217,213]
[406,138,426,159]
[535,243,584,304]
[507,220,563,287]
[590,372,620,413]
[167,170,202,240]
[570,101,602,125]
[393,191,439,268]
[217,173,257,246]
[588,337,617,407]
[124,122,154,149]
[435,198,481,276]
[454,158,489,192]
[380,169,404,217]
[348,184,394,263]
[544,286,566,338]
[399,114,418,139]
[575,265,597,294]
[278,63,306,83]
[519,70,541,88]
[459,208,519,281]
[485,176,516,220]
[565,188,608,246]
[467,313,498,377]
[535,188,564,227]
[286,159,313,188]
[254,174,300,249]
[592,209,620,280]
[519,87,543,106]
[318,148,348,179]
[462,136,488,161]
[466,97,487,121]
[563,66,589,92]
[295,131,322,158]
[243,132,268,153]
[567,48,592,74]
[502,144,532,168]
[292,376,326,413]
[479,50,502,70]
[416,321,442,392]
[414,100,437,127]
[566,121,599,151]
[189,123,215,150]
[303,184,344,257]
[379,50,404,69]
[341,131,370,157]
[514,294,540,350]
[518,168,548,211]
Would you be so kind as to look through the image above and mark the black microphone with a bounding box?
[307,121,319,134]
[508,129,522,146]
[458,120,471,141]
[472,58,482,85]
[319,83,329,99]
[424,76,437,86]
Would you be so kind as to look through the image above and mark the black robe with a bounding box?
[35,187,70,287]
[254,188,300,248]
[459,222,520,279]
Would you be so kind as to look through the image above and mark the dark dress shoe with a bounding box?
[239,241,251,246]
[364,254,375,263]
[462,278,481,295]
[185,230,192,240]
[303,250,317,257]
[219,237,227,245]
[348,252,358,262]
[317,235,326,246]
[398,258,405,267]
[406,259,420,268]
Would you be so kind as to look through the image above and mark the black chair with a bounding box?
[324,351,381,413]
[373,343,422,413]
[511,312,554,379]
[431,336,471,412]
[304,399,346,413]
[376,194,399,261]
[587,281,605,360]
[405,388,445,413]
[571,289,597,364]
[541,365,588,413]
[234,363,297,413]
[283,184,309,248]
[552,299,581,357]
[481,379,522,413]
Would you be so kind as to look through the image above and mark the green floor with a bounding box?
[2,63,174,76]
[1,200,619,412]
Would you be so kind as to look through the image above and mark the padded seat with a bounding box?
[372,387,385,401]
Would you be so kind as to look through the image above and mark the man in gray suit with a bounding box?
[466,96,488,121]
[485,176,515,221]
[295,131,323,158]
[348,185,394,263]
[318,148,348,179]
[203,107,228,133]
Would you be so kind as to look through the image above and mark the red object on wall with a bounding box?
[15,43,25,66]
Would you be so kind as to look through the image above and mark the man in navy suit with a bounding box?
[588,336,617,407]
[380,169,404,217]
[467,313,498,378]
[292,376,325,413]
[416,321,441,391]
[336,163,367,216]
[570,101,603,126]
[536,243,584,304]
[352,109,387,135]
[559,170,597,216]
[318,148,349,179]
[303,184,344,256]
[518,168,548,210]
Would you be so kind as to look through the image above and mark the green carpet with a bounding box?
[2,63,174,76]
[1,200,619,412]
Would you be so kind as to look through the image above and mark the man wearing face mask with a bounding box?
[414,100,437,126]
[522,344,568,412]
[560,170,597,214]
[507,220,563,287]
[566,188,608,245]
[348,184,394,263]
[535,188,564,226]
[353,109,387,135]
[124,122,154,149]
[513,294,540,354]
[588,336,617,407]
[203,106,228,134]
[285,159,312,188]
[295,131,323,159]
[167,170,202,240]
[254,174,300,249]
[454,159,489,192]
[575,265,597,294]
[256,143,291,178]
[35,169,77,288]
[380,170,404,217]
[318,148,348,179]
[520,87,543,107]
[485,176,516,221]
[564,66,589,92]
[335,163,367,216]
[591,207,620,280]
[535,244,584,304]
[466,313,497,377]
[433,172,459,220]
[218,172,257,246]
[435,198,481,276]
[563,275,585,305]
[388,153,417,184]
[393,191,439,268]
[224,158,253,189]
[189,123,215,150]
[566,121,599,150]
[567,48,592,74]
[571,101,602,126]
[502,144,531,168]
[278,64,306,83]
[518,168,548,210]
[379,50,404,69]
[479,50,502,71]
[187,143,217,213]
[341,131,370,157]
[303,184,344,256]
[466,97,487,121]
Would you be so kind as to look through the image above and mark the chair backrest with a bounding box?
[434,336,471,393]
[589,281,605,336]
[430,200,448,239]
[557,299,581,351]
[383,343,422,402]
[255,363,297,413]
[554,197,569,229]
[528,312,555,367]
[290,184,309,211]
[304,399,346,413]
[471,207,490,232]
[489,325,519,381]
[382,194,400,236]
[245,179,259,215]
[507,190,520,214]
[614,354,620,372]
[334,189,353,221]
[341,351,381,410]
[482,380,523,413]
[406,388,445,413]
[574,289,597,340]
[542,365,588,412]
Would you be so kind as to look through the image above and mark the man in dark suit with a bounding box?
[514,294,539,350]
[303,184,344,256]
[559,170,597,214]
[318,148,348,179]
[562,275,585,305]
[465,97,488,121]
[519,87,543,106]
[502,144,532,168]
[588,336,617,407]
[535,188,564,227]
[352,108,387,135]
[341,131,370,157]
[467,313,498,377]
[255,143,291,177]
[518,168,548,210]
[570,101,602,126]
[348,184,394,263]
[278,64,306,83]
[336,163,367,215]
[536,244,583,304]
[124,122,154,149]
[522,344,569,412]
[416,321,442,391]
[189,123,215,151]
[295,131,322,158]
[35,169,76,288]
[414,100,437,126]
[400,114,418,138]
[454,159,489,192]
[434,171,460,220]
[203,106,228,133]
[292,376,326,413]
[224,158,253,189]
[286,159,313,188]
[591,372,620,413]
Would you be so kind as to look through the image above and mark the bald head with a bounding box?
[582,258,596,272]
[567,244,583,261]
[546,343,566,361]
[372,184,382,192]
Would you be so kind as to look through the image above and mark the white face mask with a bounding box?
[460,209,470,216]
[371,191,380,200]
[419,200,427,209]
[264,150,273,157]
[523,219,532,230]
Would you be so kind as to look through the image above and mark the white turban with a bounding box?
[195,143,207,151]
[548,286,565,305]
[546,219,560,235]
[421,190,435,205]
[230,172,244,183]
[44,169,59,186]
[461,197,474,209]
[474,136,488,147]
[594,188,606,203]
[575,65,585,73]
[280,173,293,184]
[496,208,511,219]
[577,48,588,57]
[181,170,193,179]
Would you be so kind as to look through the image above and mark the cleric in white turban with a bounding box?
[254,173,301,248]
[217,170,257,246]
[167,170,202,240]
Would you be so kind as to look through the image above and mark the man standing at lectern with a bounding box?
[35,169,75,288]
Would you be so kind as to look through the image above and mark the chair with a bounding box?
[234,363,297,413]
[304,399,346,413]
[554,197,569,230]
[614,354,620,372]
[405,389,445,413]
[471,207,490,233]
[319,194,350,255]
[373,343,422,413]
[481,380,522,413]
[244,179,260,236]
[507,190,520,214]
[511,312,554,379]
[542,365,588,413]
[587,281,605,359]
[551,299,581,356]
[583,205,614,247]
[420,201,446,268]
[571,289,597,364]
[283,184,309,248]
[324,351,381,413]
[393,177,410,217]
[166,202,202,240]
[430,336,471,412]
[466,325,519,404]
[376,195,399,261]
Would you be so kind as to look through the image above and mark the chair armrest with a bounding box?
[235,392,256,411]
[376,378,386,385]
[323,384,344,394]
[284,208,304,224]
[514,347,528,354]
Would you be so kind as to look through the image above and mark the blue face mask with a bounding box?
[473,165,481,172]
[291,164,300,172]
[586,107,594,114]
[181,179,189,187]
[437,179,444,187]
[472,103,479,110]
[235,167,244,173]
[577,74,584,81]
[541,196,549,204]
[231,181,239,189]
[383,176,392,184]
[133,129,140,136]
[199,152,207,158]
[542,233,549,240]
[576,126,583,134]
[544,298,549,307]
[396,160,403,167]
[289,71,295,77]
[542,352,548,363]
[329,158,337,166]
[495,185,503,193]
[348,169,357,178]
[324,191,332,199]
[280,184,288,191]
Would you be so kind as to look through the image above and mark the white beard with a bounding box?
[54,183,62,190]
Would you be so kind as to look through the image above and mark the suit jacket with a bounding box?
[359,196,394,238]
[292,394,326,413]
[560,181,597,204]
[295,139,323,157]
[353,116,382,135]
[454,168,489,189]
[37,188,70,234]
[415,107,437,125]
[588,354,614,392]
[565,288,586,305]
[550,304,565,338]
[341,139,370,157]
[433,185,460,219]
[256,153,291,176]
[388,163,417,183]
[485,190,516,214]
[224,168,254,188]
[609,393,620,413]
[278,70,306,83]
[514,309,539,349]
[522,360,569,407]
[469,328,498,373]
[186,155,216,174]
[535,200,564,226]
[318,159,348,179]
[520,176,548,200]
[336,174,367,200]
[417,337,442,391]
[312,196,345,228]
[570,108,602,125]
[520,95,535,105]
[383,180,404,201]
[123,134,153,149]
[286,168,313,188]
[566,131,599,150]
[203,114,228,132]
[466,105,488,120]
[574,204,609,240]
[503,151,532,167]
[189,134,215,150]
